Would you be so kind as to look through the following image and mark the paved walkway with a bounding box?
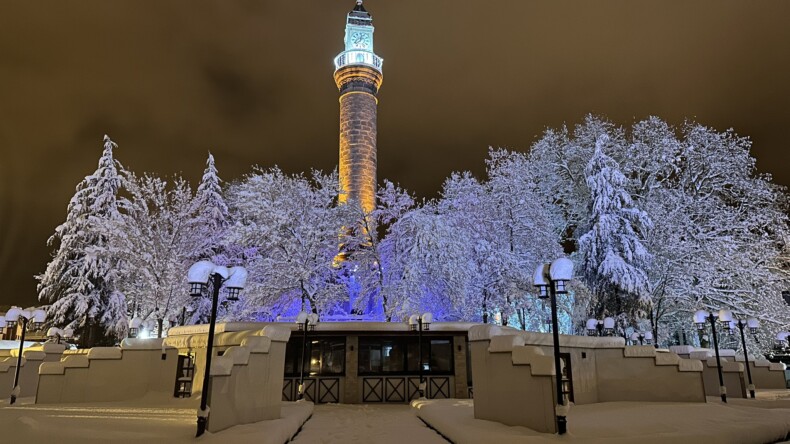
[291,403,449,444]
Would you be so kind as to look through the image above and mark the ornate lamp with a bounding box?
[128,317,143,338]
[224,266,248,301]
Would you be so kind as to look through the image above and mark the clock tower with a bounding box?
[334,0,383,215]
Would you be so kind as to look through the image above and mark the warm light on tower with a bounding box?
[334,0,383,215]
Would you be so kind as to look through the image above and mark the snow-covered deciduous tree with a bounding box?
[107,171,203,332]
[226,168,357,319]
[37,135,126,344]
[342,180,416,321]
[375,203,474,321]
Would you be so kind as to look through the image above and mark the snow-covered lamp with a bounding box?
[296,311,319,331]
[549,257,574,294]
[187,260,219,297]
[643,331,654,345]
[421,312,433,331]
[746,318,759,335]
[693,310,709,330]
[603,317,615,335]
[586,318,599,336]
[776,332,790,348]
[46,327,62,340]
[0,318,6,335]
[224,266,248,301]
[31,309,46,330]
[718,309,733,328]
[128,316,143,338]
[4,306,21,330]
[533,263,551,299]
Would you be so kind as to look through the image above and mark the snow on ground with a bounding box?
[290,403,449,444]
[0,340,38,349]
[0,394,312,444]
[413,396,790,444]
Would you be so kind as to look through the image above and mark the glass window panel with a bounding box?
[320,338,346,375]
[429,339,452,372]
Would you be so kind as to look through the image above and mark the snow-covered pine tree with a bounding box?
[577,135,652,321]
[37,135,126,345]
[193,152,229,261]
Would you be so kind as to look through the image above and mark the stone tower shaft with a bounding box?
[334,1,383,215]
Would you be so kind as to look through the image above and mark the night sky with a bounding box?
[2,1,789,308]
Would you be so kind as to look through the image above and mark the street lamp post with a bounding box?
[534,258,573,435]
[187,260,247,437]
[408,312,432,399]
[295,311,319,401]
[694,309,727,403]
[720,311,759,399]
[6,307,46,404]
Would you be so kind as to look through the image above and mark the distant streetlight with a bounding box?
[694,309,728,403]
[46,326,74,344]
[534,258,573,435]
[295,311,319,401]
[6,307,46,404]
[720,311,759,399]
[187,260,247,437]
[630,330,653,346]
[408,312,432,399]
[586,317,615,336]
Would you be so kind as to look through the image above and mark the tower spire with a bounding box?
[334,1,383,215]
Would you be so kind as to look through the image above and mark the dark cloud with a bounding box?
[1,0,789,307]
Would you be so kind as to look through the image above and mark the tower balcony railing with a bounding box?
[334,50,383,72]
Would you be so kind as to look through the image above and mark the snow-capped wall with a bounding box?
[36,340,179,404]
[206,326,292,433]
[0,343,64,399]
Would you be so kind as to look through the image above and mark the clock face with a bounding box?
[351,31,370,49]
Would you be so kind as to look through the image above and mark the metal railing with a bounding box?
[334,50,383,71]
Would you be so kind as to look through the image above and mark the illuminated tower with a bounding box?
[334,0,383,215]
